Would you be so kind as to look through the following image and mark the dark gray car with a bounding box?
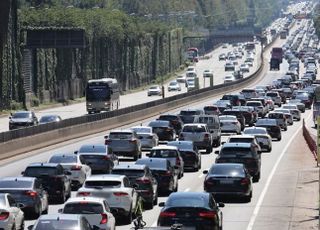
[9,111,38,130]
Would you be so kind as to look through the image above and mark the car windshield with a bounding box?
[0,180,32,189]
[209,165,244,176]
[49,155,77,164]
[180,110,199,116]
[150,86,158,90]
[182,125,206,132]
[109,132,133,139]
[246,102,261,106]
[169,82,177,86]
[219,116,236,121]
[228,138,254,143]
[136,159,167,169]
[243,128,266,135]
[24,167,57,177]
[150,150,177,158]
[84,180,121,188]
[256,119,277,126]
[149,121,169,127]
[39,116,58,123]
[34,220,78,230]
[159,115,177,121]
[12,112,31,119]
[79,145,105,153]
[266,92,278,97]
[166,196,208,208]
[0,195,6,206]
[167,142,193,150]
[132,127,151,133]
[220,147,252,155]
[112,169,144,178]
[268,113,284,119]
[63,202,103,214]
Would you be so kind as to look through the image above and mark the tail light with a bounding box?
[100,213,108,224]
[78,192,90,196]
[25,190,38,197]
[0,212,9,220]
[113,192,128,196]
[71,165,82,171]
[240,178,250,185]
[129,140,137,144]
[105,140,112,145]
[160,211,176,217]
[136,178,151,184]
[199,211,217,219]
[176,158,181,166]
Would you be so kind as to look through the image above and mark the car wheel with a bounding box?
[268,146,272,152]
[144,201,153,210]
[284,127,287,131]
[58,190,66,204]
[133,153,138,161]
[19,219,25,230]
[277,136,282,141]
[124,208,133,225]
[153,192,158,205]
[206,146,212,154]
[174,181,178,192]
[297,118,301,121]
[11,223,16,230]
[252,173,260,183]
[244,191,252,203]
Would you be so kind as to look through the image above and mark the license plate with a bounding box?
[220,179,234,184]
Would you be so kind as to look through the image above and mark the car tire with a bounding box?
[253,173,260,183]
[11,223,16,230]
[244,191,252,203]
[144,201,153,210]
[174,181,178,192]
[133,153,138,161]
[153,192,158,205]
[206,146,213,154]
[284,127,287,131]
[124,208,133,225]
[58,190,66,204]
[268,146,272,152]
[19,219,25,230]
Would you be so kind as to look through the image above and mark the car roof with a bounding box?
[152,145,178,151]
[0,177,35,182]
[65,196,106,204]
[38,214,82,221]
[222,143,252,148]
[228,135,255,139]
[27,162,59,168]
[110,129,134,133]
[86,174,125,181]
[113,164,146,170]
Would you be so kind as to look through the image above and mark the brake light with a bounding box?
[199,211,217,219]
[78,192,90,196]
[240,178,250,185]
[113,192,128,196]
[71,165,82,171]
[160,211,176,217]
[105,140,112,145]
[100,213,108,224]
[136,178,151,184]
[129,140,137,144]
[0,212,9,220]
[25,191,38,197]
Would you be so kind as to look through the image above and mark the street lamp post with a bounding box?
[161,60,165,99]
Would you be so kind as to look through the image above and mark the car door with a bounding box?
[35,179,48,212]
[7,195,23,228]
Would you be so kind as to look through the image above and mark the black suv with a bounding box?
[9,111,38,130]
[158,114,184,134]
[215,142,261,182]
[112,164,158,209]
[221,94,241,106]
[22,163,72,203]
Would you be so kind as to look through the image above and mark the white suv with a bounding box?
[77,175,138,224]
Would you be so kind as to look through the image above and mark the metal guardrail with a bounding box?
[0,28,279,144]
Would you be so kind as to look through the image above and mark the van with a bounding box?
[194,115,221,146]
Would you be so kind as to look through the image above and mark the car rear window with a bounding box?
[136,159,167,169]
[182,125,206,132]
[0,180,33,188]
[150,150,177,158]
[167,196,208,207]
[24,167,57,177]
[63,202,103,214]
[228,138,254,143]
[266,92,278,97]
[256,119,277,126]
[209,165,245,176]
[112,169,144,178]
[85,181,121,188]
[79,145,106,153]
[220,147,252,155]
[268,113,284,119]
[49,155,77,164]
[180,110,199,116]
[159,115,177,121]
[132,127,151,133]
[246,102,261,107]
[34,220,78,230]
[197,117,215,124]
[109,133,133,139]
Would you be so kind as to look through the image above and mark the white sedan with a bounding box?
[240,63,250,73]
[223,74,236,84]
[147,85,162,96]
[48,153,92,189]
[77,174,139,224]
[0,193,24,230]
[59,197,116,230]
[243,127,272,152]
[167,81,181,91]
[131,126,159,150]
[219,115,241,134]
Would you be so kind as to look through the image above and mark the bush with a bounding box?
[10,100,23,110]
[30,96,40,107]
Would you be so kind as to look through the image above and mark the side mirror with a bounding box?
[9,116,12,120]
[132,184,138,189]
[27,226,34,230]
[64,171,72,176]
[203,170,208,174]
[146,152,150,157]
[174,165,179,169]
[17,203,25,209]
[218,202,225,208]
[214,150,220,155]
[158,202,165,207]
[21,171,24,175]
[58,208,63,213]
[221,141,226,145]
[104,135,108,139]
[74,151,78,155]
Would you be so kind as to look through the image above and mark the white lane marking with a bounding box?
[246,125,302,230]
[152,221,157,227]
[184,188,190,192]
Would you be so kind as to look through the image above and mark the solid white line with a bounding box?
[246,124,302,230]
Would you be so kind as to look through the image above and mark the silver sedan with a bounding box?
[243,127,272,152]
[219,115,241,134]
[131,126,159,150]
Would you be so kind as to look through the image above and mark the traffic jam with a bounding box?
[0,2,319,230]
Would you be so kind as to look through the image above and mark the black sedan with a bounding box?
[255,118,282,141]
[135,158,178,195]
[203,163,252,202]
[158,114,184,134]
[148,120,176,141]
[158,192,224,230]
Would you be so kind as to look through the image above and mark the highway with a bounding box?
[0,20,317,230]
